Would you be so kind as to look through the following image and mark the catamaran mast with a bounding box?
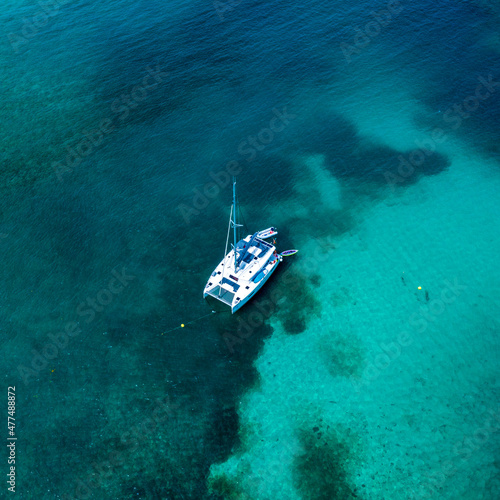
[233,178,237,269]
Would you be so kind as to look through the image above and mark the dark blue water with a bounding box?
[1,0,499,498]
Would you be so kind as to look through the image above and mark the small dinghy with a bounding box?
[256,227,278,239]
[281,249,299,257]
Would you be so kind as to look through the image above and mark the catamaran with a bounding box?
[203,180,297,313]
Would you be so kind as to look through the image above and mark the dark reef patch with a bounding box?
[326,142,450,188]
[318,330,365,379]
[205,406,241,461]
[333,143,401,183]
[287,109,452,197]
[209,474,250,500]
[310,274,321,287]
[293,424,362,500]
[274,269,321,335]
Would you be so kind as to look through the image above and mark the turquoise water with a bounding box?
[1,0,500,498]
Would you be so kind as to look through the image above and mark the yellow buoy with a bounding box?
[418,286,422,290]
[181,324,185,328]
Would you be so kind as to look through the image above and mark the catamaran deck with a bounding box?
[203,234,281,313]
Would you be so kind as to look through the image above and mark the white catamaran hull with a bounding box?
[232,258,279,313]
[204,251,280,313]
[203,179,285,313]
[203,232,282,313]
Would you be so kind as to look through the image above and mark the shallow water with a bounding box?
[1,0,499,498]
